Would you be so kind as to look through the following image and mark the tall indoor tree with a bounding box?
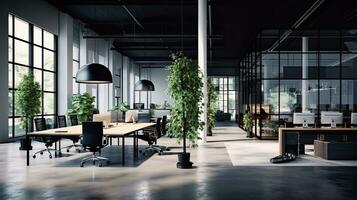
[168,52,203,168]
[207,80,218,136]
[15,73,42,150]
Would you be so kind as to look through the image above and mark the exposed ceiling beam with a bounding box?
[50,0,235,6]
[83,34,223,39]
[111,47,222,51]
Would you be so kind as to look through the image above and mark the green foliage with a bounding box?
[67,92,95,123]
[207,80,218,133]
[15,73,42,130]
[160,101,171,109]
[112,102,130,112]
[167,52,203,146]
[243,112,254,131]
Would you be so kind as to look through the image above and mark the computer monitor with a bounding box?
[133,103,144,110]
[293,112,315,127]
[351,113,357,125]
[93,112,111,128]
[321,112,343,127]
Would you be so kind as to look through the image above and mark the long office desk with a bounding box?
[26,123,155,166]
[279,127,357,155]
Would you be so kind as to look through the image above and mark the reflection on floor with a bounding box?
[226,141,357,166]
[0,125,356,200]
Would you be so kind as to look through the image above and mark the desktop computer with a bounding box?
[293,112,315,128]
[321,112,343,128]
[351,113,357,125]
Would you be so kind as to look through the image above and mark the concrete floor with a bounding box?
[0,125,357,200]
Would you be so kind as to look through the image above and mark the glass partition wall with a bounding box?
[239,29,357,139]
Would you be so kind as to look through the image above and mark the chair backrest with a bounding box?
[69,115,79,126]
[134,103,144,109]
[82,122,103,149]
[155,118,162,138]
[161,115,167,136]
[34,118,46,131]
[138,113,150,123]
[57,115,67,128]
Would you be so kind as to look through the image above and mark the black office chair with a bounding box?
[80,122,109,167]
[138,118,162,155]
[57,115,82,152]
[69,115,79,126]
[137,113,150,123]
[32,118,61,159]
[134,103,145,110]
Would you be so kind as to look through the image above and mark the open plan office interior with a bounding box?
[1,0,357,199]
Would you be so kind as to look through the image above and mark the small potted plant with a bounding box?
[243,111,254,138]
[112,102,130,122]
[16,73,42,150]
[67,92,95,124]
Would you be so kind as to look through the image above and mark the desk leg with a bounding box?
[135,131,139,158]
[133,132,136,160]
[110,137,112,146]
[58,139,62,157]
[122,136,125,166]
[118,138,120,146]
[26,134,30,166]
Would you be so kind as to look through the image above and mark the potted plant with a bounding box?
[207,80,218,136]
[243,111,254,138]
[168,52,203,169]
[67,92,95,124]
[15,73,42,150]
[111,102,130,122]
[160,101,171,109]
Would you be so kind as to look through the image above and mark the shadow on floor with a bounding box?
[54,145,155,168]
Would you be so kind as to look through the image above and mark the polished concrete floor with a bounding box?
[0,125,357,200]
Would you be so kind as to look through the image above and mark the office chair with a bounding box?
[57,115,82,152]
[32,118,61,159]
[80,122,109,167]
[134,103,145,110]
[137,113,150,123]
[138,118,163,155]
[69,115,79,126]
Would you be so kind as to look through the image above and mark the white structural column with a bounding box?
[198,0,208,143]
[302,37,309,112]
[58,13,73,115]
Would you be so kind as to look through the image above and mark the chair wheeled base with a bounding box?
[33,147,61,159]
[62,144,83,153]
[80,153,110,167]
[139,144,166,156]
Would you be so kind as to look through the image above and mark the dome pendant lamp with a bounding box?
[75,63,113,84]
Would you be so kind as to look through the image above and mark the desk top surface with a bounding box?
[279,127,357,132]
[29,123,155,137]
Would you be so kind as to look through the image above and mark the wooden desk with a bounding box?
[279,127,357,155]
[26,123,155,166]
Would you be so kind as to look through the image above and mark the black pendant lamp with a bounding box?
[134,80,155,91]
[75,63,112,84]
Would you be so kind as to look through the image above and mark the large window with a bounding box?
[8,14,57,138]
[210,76,237,120]
[72,23,80,94]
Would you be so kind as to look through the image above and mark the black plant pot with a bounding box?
[177,152,193,169]
[19,138,32,150]
[122,111,126,121]
[207,128,213,136]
